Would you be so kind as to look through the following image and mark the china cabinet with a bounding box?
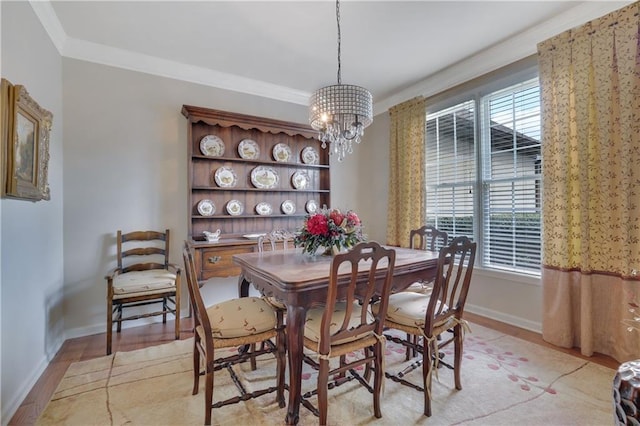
[182,105,330,281]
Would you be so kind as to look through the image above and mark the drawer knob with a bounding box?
[208,256,222,264]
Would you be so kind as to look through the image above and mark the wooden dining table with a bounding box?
[233,245,439,425]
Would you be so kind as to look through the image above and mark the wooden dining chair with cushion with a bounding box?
[301,241,396,426]
[105,229,180,355]
[255,229,296,312]
[402,225,449,359]
[183,242,286,426]
[383,236,476,417]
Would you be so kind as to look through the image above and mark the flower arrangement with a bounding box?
[294,208,366,255]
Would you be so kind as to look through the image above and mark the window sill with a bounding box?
[472,267,541,287]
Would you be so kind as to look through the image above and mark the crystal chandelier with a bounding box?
[309,0,373,162]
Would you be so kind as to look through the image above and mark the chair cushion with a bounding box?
[385,292,447,328]
[205,297,277,338]
[304,302,374,345]
[404,281,434,295]
[113,270,176,295]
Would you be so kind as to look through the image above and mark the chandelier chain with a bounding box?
[336,0,342,85]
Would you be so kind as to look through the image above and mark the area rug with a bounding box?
[37,324,615,425]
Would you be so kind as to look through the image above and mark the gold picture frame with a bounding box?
[1,79,52,201]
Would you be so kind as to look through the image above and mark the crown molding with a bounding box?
[28,0,310,105]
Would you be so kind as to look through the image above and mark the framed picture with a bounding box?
[2,81,52,201]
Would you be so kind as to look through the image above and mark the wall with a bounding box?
[61,58,309,337]
[1,2,64,423]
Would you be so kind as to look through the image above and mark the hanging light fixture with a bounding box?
[309,0,373,162]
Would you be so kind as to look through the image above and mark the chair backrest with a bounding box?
[117,229,170,272]
[257,229,295,252]
[409,225,448,252]
[425,236,476,332]
[317,241,396,355]
[183,242,212,341]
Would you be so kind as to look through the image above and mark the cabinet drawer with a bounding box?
[197,246,254,279]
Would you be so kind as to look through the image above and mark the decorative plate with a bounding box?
[272,143,292,162]
[305,199,318,214]
[301,146,319,165]
[238,139,260,160]
[291,171,310,190]
[251,166,279,189]
[214,166,238,187]
[226,199,244,216]
[281,200,296,215]
[200,135,225,157]
[243,233,266,240]
[197,199,215,216]
[255,202,273,216]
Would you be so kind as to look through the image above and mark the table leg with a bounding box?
[285,305,306,425]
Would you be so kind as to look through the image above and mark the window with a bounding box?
[425,77,542,275]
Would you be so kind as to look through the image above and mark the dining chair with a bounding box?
[105,229,180,355]
[301,241,396,425]
[182,242,286,425]
[256,229,296,312]
[404,225,448,294]
[402,225,449,359]
[383,236,476,417]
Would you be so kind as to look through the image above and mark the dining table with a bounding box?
[233,245,439,425]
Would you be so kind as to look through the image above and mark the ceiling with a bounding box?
[32,1,631,113]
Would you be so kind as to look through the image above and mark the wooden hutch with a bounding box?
[182,105,330,282]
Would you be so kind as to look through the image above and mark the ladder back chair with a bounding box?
[105,229,180,355]
[383,236,476,417]
[301,241,396,425]
[183,242,286,425]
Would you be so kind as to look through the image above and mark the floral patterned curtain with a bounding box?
[387,97,426,247]
[538,2,640,362]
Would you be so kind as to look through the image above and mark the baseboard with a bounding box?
[466,303,542,334]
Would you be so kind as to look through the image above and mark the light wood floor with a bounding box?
[8,313,619,425]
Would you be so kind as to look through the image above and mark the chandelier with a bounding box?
[309,0,373,162]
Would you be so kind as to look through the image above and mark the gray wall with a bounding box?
[1,2,64,422]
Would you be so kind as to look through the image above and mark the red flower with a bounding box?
[306,214,329,236]
[329,209,345,227]
[346,211,360,226]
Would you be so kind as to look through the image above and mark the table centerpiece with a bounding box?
[294,208,366,256]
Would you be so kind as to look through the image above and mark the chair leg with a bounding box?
[116,305,122,333]
[174,295,180,341]
[106,302,113,355]
[454,325,463,390]
[373,343,383,419]
[423,339,434,417]
[318,357,329,426]
[276,322,286,408]
[250,343,257,371]
[204,361,214,426]
[162,297,168,324]
[192,337,200,395]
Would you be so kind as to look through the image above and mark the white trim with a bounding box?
[1,354,50,425]
[28,0,66,54]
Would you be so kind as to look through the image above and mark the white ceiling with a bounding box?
[31,1,631,113]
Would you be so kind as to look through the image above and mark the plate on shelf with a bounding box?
[214,166,238,187]
[301,146,319,165]
[238,139,260,160]
[291,171,310,189]
[251,166,279,189]
[200,135,225,157]
[243,233,266,240]
[305,199,318,214]
[255,202,273,216]
[197,199,215,216]
[272,143,292,162]
[226,199,244,216]
[281,200,296,215]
